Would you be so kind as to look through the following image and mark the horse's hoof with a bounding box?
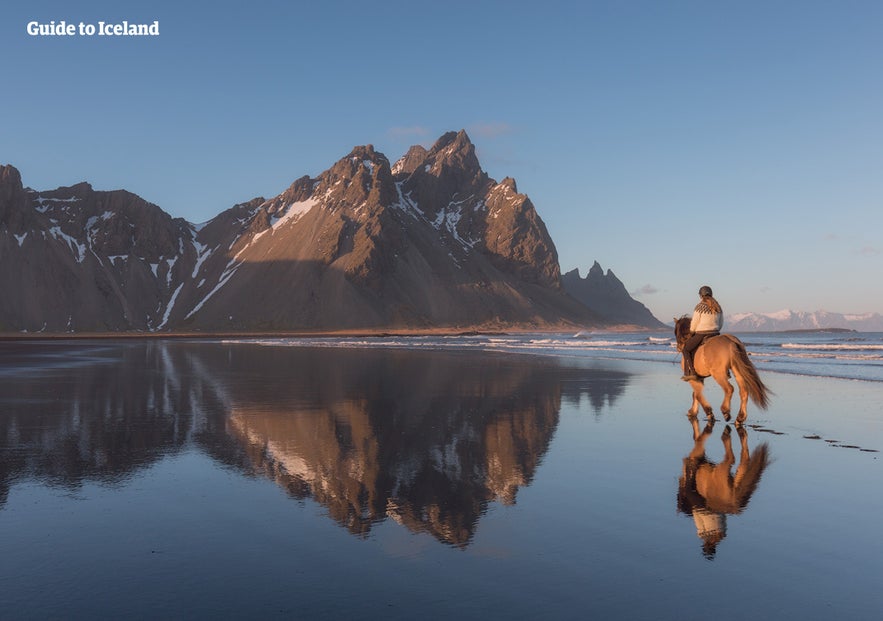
[722,411,731,422]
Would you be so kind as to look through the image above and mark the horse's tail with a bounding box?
[734,442,771,511]
[727,336,772,410]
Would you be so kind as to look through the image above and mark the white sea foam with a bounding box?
[782,343,883,351]
[220,330,883,382]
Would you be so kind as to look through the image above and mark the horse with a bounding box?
[677,418,772,559]
[673,316,771,424]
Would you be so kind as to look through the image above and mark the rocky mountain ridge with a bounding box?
[0,165,197,332]
[561,263,666,329]
[1,130,661,333]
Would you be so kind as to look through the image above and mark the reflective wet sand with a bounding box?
[0,340,880,619]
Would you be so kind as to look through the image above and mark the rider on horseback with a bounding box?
[681,285,723,381]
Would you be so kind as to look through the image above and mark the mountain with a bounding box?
[561,262,666,329]
[1,130,635,333]
[174,131,592,331]
[0,165,196,332]
[726,310,883,332]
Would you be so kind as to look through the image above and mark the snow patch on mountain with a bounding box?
[270,198,318,229]
[726,310,883,331]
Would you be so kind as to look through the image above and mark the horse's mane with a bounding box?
[674,316,691,345]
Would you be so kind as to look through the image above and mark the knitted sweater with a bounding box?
[690,301,723,333]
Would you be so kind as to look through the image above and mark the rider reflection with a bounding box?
[677,418,771,559]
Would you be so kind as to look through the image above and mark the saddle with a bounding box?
[698,333,718,346]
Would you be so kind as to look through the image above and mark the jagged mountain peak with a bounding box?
[391,130,482,183]
[431,129,474,153]
[1,164,23,190]
[495,177,518,193]
[391,144,429,176]
[0,165,27,222]
[335,144,392,173]
[562,262,664,329]
[348,143,385,161]
[396,130,490,225]
[576,261,623,286]
[318,144,397,211]
[426,129,481,178]
[262,175,314,215]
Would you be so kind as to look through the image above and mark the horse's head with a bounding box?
[673,316,690,351]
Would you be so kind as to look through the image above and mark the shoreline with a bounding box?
[0,324,661,341]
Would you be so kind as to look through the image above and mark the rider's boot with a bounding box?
[681,352,699,381]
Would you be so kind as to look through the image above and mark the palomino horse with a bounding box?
[674,317,771,424]
[677,419,771,559]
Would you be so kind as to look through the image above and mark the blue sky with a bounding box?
[4,1,882,320]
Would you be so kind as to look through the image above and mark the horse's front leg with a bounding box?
[688,390,699,417]
[688,379,714,419]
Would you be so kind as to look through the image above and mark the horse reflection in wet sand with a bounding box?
[674,316,772,424]
[677,418,771,559]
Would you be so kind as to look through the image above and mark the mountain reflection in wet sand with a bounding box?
[0,341,629,547]
[227,351,567,546]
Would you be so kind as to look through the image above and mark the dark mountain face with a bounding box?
[1,131,657,333]
[562,262,666,329]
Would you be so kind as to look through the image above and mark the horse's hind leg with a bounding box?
[712,371,734,422]
[731,372,750,425]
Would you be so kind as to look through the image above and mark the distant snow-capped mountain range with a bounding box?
[726,310,883,332]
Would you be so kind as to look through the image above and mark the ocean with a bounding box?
[228,329,883,383]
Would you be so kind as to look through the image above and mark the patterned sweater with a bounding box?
[690,301,723,333]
